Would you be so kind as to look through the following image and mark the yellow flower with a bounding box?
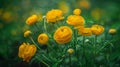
[26,15,38,25]
[91,25,104,35]
[67,48,74,55]
[37,33,49,45]
[67,15,85,26]
[46,9,64,23]
[73,9,81,15]
[78,28,92,36]
[18,43,37,62]
[24,30,32,37]
[79,0,90,9]
[109,29,116,34]
[58,1,69,14]
[54,26,72,44]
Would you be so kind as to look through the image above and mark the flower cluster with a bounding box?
[18,8,117,65]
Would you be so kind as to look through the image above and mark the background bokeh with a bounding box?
[0,0,120,67]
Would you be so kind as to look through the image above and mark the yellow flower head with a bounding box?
[24,30,32,37]
[26,15,38,25]
[67,15,85,26]
[37,33,49,45]
[54,26,72,44]
[67,48,74,55]
[109,29,116,35]
[73,9,81,15]
[46,9,64,23]
[91,25,104,35]
[18,43,37,62]
[78,28,92,36]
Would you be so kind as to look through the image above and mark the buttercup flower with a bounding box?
[46,9,64,23]
[73,9,81,15]
[78,28,92,36]
[26,15,38,25]
[67,48,74,55]
[18,43,37,62]
[37,33,49,45]
[24,30,32,37]
[109,29,116,35]
[67,15,85,26]
[54,26,72,44]
[91,25,104,35]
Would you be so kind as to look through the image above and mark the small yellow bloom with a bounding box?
[78,28,92,36]
[37,33,49,45]
[73,9,81,15]
[26,15,38,25]
[67,15,85,26]
[67,48,74,55]
[91,25,104,35]
[109,29,116,34]
[24,30,32,37]
[18,43,37,62]
[46,9,64,23]
[54,26,72,44]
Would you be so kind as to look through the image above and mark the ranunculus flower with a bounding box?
[78,28,92,36]
[37,33,49,45]
[91,25,104,35]
[18,43,37,62]
[54,26,72,44]
[46,9,64,23]
[26,15,38,25]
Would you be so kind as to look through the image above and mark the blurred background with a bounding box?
[0,0,120,67]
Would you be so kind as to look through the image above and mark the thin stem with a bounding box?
[73,29,77,56]
[69,54,72,67]
[35,22,40,30]
[82,36,86,66]
[94,35,97,55]
[43,16,47,33]
[29,36,41,50]
[36,56,50,67]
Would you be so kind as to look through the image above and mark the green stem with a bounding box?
[35,22,40,30]
[82,36,86,66]
[36,56,50,67]
[69,54,72,67]
[29,36,41,50]
[94,35,97,55]
[74,29,77,56]
[43,16,47,33]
